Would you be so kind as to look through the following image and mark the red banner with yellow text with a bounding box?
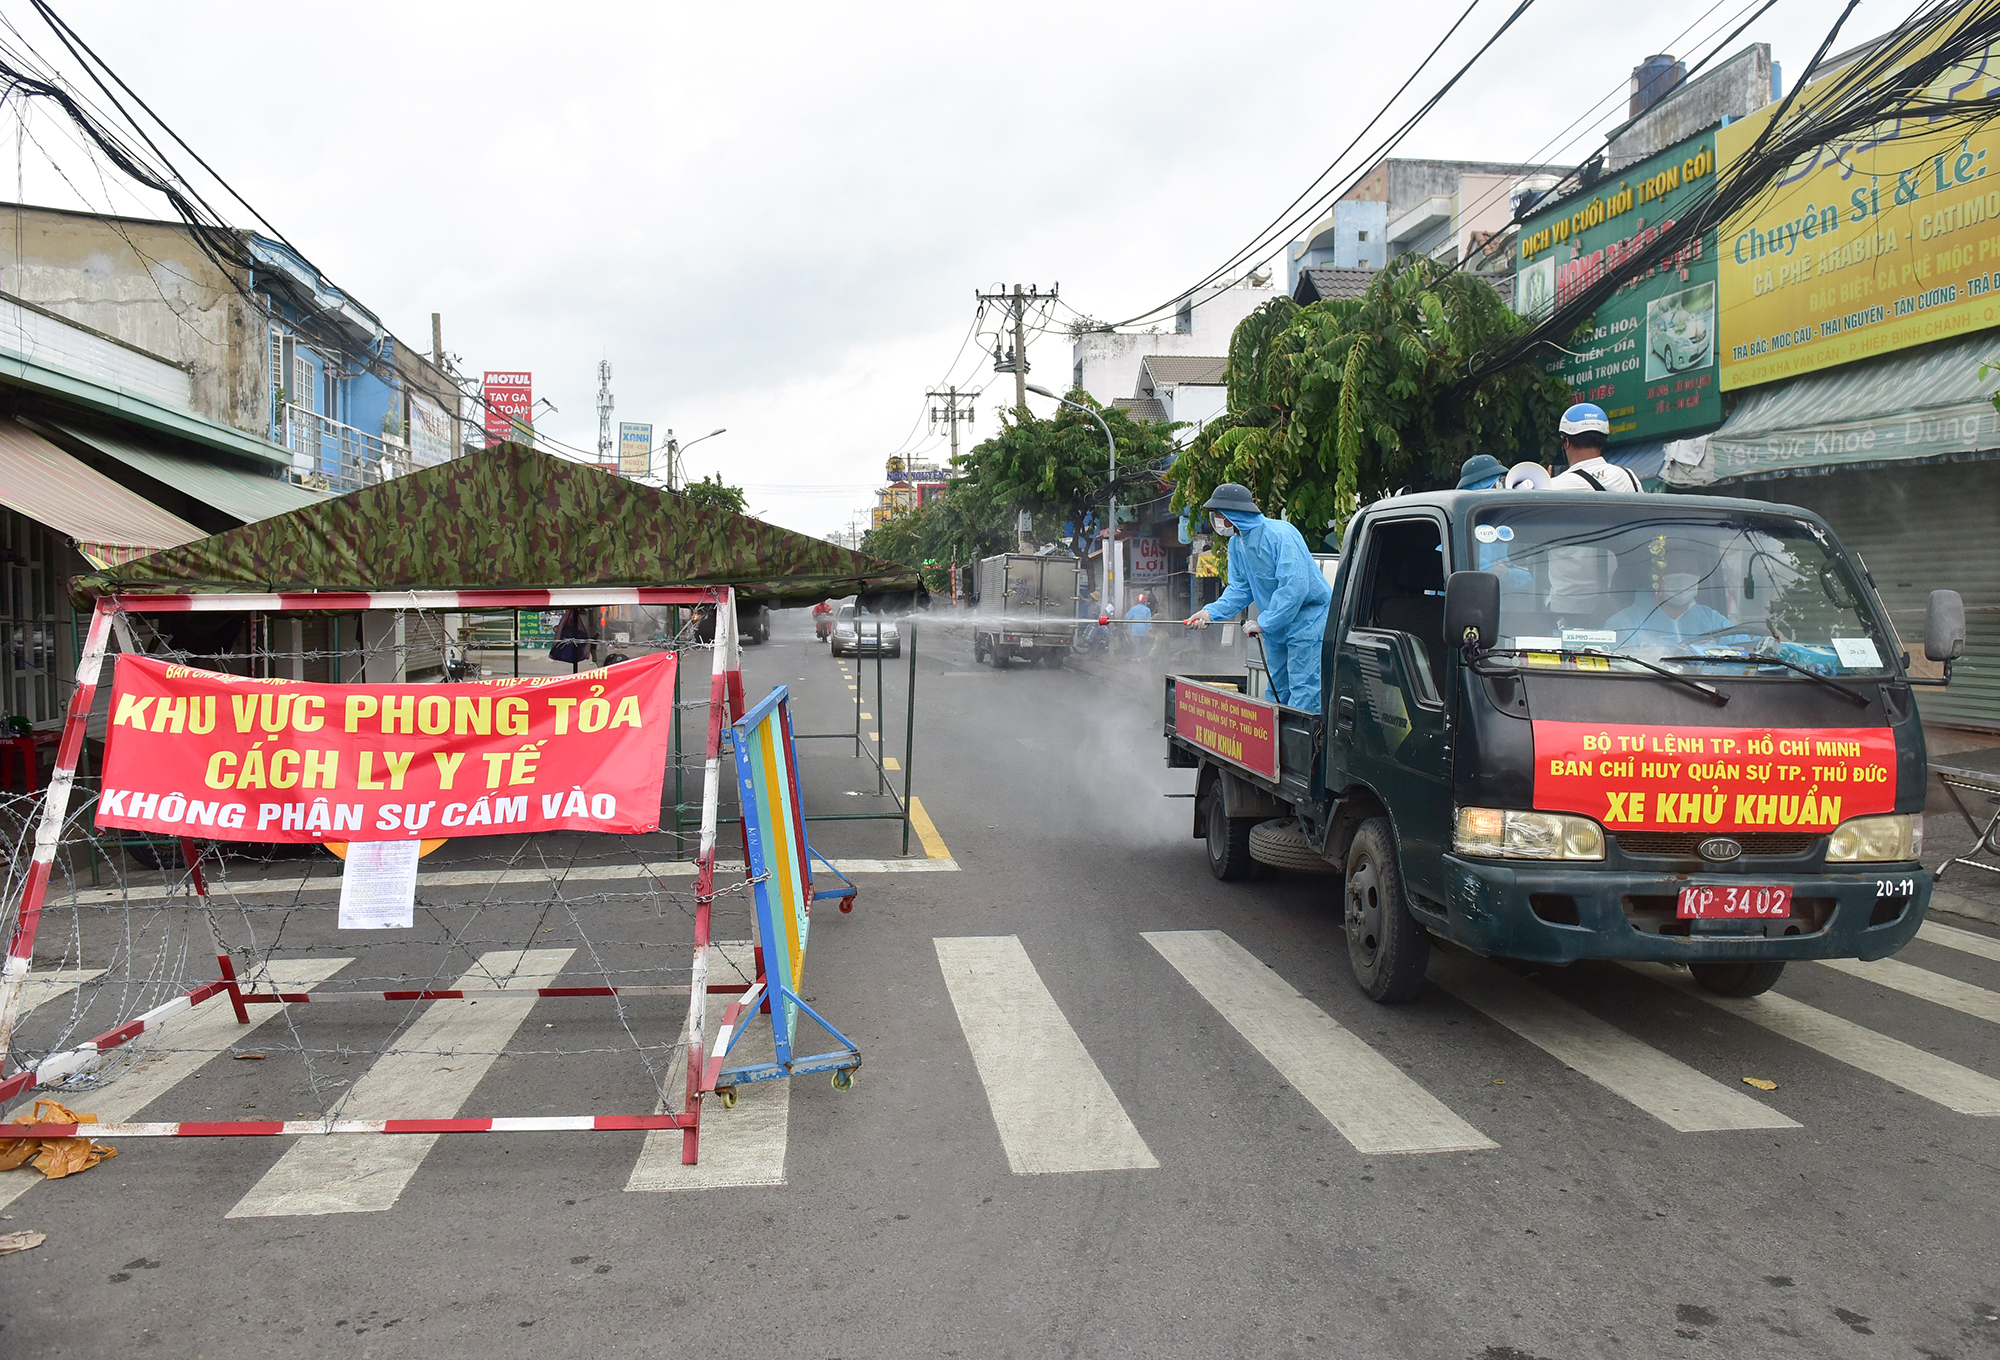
[95,653,676,843]
[1532,721,1895,834]
[1174,680,1279,782]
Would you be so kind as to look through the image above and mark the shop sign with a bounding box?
[1130,536,1169,582]
[1717,17,2000,388]
[482,371,533,446]
[618,422,654,477]
[1516,131,1721,445]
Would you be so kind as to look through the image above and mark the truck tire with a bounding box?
[1343,817,1430,1003]
[1690,960,1786,997]
[988,643,1009,670]
[1248,819,1340,875]
[974,636,987,662]
[1204,792,1262,882]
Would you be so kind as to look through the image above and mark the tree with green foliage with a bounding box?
[1170,255,1572,546]
[860,396,1185,586]
[679,473,748,514]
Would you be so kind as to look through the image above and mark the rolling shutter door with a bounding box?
[1732,459,2000,730]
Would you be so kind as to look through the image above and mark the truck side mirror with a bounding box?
[1926,588,1967,662]
[1444,571,1500,655]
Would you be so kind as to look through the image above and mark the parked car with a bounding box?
[831,604,900,658]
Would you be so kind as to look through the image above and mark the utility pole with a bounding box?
[975,283,1057,415]
[663,429,678,493]
[596,361,614,465]
[927,386,975,464]
[431,313,444,371]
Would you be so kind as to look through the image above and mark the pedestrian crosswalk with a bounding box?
[227,950,573,1218]
[4,920,2000,1214]
[1145,930,1494,1154]
[1428,950,1797,1134]
[1627,961,2000,1116]
[935,935,1157,1173]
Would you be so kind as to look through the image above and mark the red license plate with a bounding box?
[1677,883,1794,919]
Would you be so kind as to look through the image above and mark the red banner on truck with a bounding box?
[95,653,676,843]
[1174,680,1279,782]
[1532,720,1895,833]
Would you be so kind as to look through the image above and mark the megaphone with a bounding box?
[1505,462,1552,489]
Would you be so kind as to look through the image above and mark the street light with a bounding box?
[1025,383,1122,617]
[656,427,727,491]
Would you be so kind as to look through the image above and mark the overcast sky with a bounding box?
[3,0,1911,536]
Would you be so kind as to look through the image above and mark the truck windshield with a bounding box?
[1468,503,1894,679]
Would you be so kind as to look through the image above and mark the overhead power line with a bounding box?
[1108,0,1540,329]
[1462,0,2000,392]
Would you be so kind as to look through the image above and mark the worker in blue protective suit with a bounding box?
[1185,483,1334,712]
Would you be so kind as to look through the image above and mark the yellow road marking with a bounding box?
[869,731,879,741]
[908,795,951,860]
[883,757,900,771]
[861,712,872,719]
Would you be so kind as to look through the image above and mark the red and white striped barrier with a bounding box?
[0,587,747,1160]
[3,1114,694,1138]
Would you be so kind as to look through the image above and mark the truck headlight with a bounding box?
[1827,812,1922,862]
[1453,807,1605,861]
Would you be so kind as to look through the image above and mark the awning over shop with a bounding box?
[1606,440,1667,482]
[0,416,204,567]
[74,442,926,605]
[1663,332,2000,485]
[54,423,325,524]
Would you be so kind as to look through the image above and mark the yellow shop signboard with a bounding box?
[1717,30,2000,389]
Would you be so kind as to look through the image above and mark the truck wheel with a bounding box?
[1690,960,1786,997]
[1204,792,1260,882]
[989,644,1009,670]
[1343,817,1430,1003]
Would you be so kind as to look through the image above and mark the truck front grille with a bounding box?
[1614,832,1818,858]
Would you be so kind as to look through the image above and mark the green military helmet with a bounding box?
[1202,483,1260,515]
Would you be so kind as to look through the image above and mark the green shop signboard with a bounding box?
[1515,130,1721,445]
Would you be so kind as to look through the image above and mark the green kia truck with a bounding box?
[1166,489,1966,1003]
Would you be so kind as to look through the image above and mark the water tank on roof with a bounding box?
[1510,174,1561,221]
[1630,54,1685,118]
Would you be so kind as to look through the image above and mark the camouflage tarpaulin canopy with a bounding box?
[72,443,922,606]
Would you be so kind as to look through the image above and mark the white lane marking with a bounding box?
[1627,962,2000,1116]
[627,943,788,1192]
[1819,956,2000,1027]
[934,936,1157,1174]
[75,858,954,905]
[1144,931,1495,1155]
[0,959,346,1212]
[1428,952,1797,1133]
[1919,921,2000,965]
[226,949,574,1217]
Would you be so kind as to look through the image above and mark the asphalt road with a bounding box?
[4,607,2000,1359]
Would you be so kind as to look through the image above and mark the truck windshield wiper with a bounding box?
[1478,647,1729,706]
[1662,651,1871,707]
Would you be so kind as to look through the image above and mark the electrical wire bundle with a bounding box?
[0,2,617,464]
[1460,0,2000,393]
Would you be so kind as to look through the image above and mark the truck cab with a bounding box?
[1167,490,1967,1004]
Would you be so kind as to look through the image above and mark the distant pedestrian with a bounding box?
[1124,593,1155,657]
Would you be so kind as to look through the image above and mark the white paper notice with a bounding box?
[1831,637,1882,670]
[338,840,421,929]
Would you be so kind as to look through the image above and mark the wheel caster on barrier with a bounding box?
[831,1067,856,1092]
[715,1085,738,1109]
[839,895,855,914]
